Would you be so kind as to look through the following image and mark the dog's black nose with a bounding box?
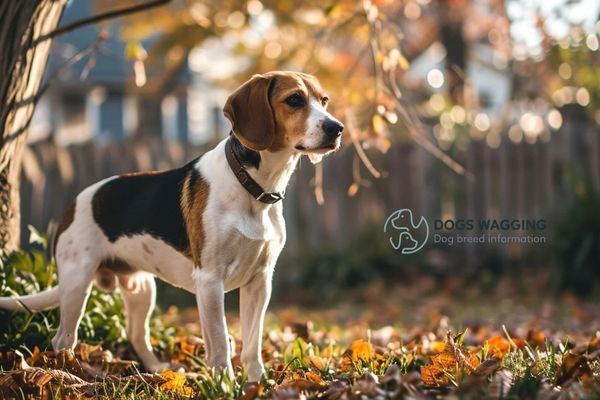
[323,118,344,138]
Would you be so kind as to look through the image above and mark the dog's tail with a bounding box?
[0,287,60,312]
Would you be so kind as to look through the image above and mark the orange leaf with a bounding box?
[430,352,458,370]
[526,330,545,348]
[305,371,325,385]
[487,335,511,357]
[27,346,42,367]
[349,340,375,362]
[421,334,481,386]
[512,338,527,349]
[421,364,448,386]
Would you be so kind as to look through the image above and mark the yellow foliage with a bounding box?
[349,339,375,362]
[159,370,192,396]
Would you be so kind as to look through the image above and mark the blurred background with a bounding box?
[19,0,600,312]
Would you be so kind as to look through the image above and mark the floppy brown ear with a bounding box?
[223,74,276,151]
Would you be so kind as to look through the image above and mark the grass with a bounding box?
[1,229,599,398]
[1,311,599,399]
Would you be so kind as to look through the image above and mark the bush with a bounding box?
[0,227,127,351]
[550,174,600,295]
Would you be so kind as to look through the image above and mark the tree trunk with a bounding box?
[0,0,66,252]
[439,0,466,105]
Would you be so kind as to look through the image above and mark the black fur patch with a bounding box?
[91,159,201,255]
[230,132,261,170]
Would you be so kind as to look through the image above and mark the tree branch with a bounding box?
[32,0,171,47]
[4,35,107,144]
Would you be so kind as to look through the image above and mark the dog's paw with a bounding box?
[245,362,265,383]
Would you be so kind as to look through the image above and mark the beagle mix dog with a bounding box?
[0,71,343,381]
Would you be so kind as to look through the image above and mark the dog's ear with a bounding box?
[223,74,276,151]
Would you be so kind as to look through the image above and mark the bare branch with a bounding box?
[344,105,382,179]
[31,0,171,47]
[4,35,107,147]
[314,163,324,205]
[12,34,106,111]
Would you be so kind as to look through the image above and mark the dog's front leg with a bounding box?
[240,270,272,382]
[194,270,233,377]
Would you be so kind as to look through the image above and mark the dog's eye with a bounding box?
[321,96,329,106]
[285,93,305,108]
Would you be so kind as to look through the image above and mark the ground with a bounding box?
[1,274,599,399]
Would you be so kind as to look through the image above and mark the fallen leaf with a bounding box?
[380,364,401,386]
[306,355,326,371]
[421,363,448,386]
[352,372,380,397]
[159,370,192,396]
[349,340,375,362]
[487,335,511,357]
[555,352,592,386]
[318,380,349,399]
[279,378,323,392]
[306,371,325,385]
[473,357,502,377]
[526,330,546,349]
[421,333,480,386]
[240,382,263,400]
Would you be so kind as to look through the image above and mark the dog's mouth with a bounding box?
[294,137,341,154]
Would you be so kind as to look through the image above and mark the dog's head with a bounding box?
[223,71,344,164]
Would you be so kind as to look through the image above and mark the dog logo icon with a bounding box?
[384,209,429,254]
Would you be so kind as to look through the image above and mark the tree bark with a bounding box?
[0,0,67,252]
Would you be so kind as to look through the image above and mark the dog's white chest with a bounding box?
[202,206,286,291]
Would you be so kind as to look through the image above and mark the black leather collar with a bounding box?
[225,137,285,204]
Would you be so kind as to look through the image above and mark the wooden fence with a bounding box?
[20,121,600,267]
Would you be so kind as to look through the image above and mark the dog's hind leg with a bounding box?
[51,258,96,351]
[119,272,168,372]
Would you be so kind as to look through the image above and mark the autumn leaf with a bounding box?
[555,352,593,386]
[27,346,42,367]
[430,340,446,353]
[526,330,546,349]
[279,378,323,392]
[421,363,448,385]
[349,340,375,362]
[159,370,192,396]
[486,335,511,358]
[240,382,263,400]
[306,371,325,385]
[473,357,502,377]
[420,333,481,386]
[340,339,380,372]
[306,355,326,371]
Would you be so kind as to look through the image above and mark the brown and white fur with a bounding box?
[0,71,343,381]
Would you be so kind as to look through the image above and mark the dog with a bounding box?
[0,71,343,382]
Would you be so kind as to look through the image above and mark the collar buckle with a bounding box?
[256,191,285,203]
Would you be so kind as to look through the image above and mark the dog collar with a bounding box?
[225,137,285,204]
